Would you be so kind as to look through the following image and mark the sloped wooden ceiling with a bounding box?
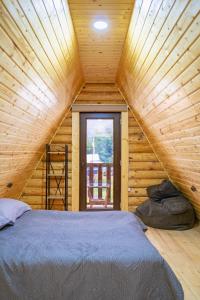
[0,0,83,198]
[117,0,200,217]
[1,0,200,221]
[68,0,133,83]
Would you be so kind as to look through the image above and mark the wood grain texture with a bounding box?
[21,113,73,210]
[147,225,200,300]
[117,0,200,218]
[128,110,168,210]
[76,84,167,211]
[0,0,83,199]
[72,112,79,211]
[21,83,167,210]
[121,111,129,211]
[68,0,133,83]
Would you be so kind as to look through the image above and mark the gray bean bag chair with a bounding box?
[135,180,195,230]
[147,180,180,201]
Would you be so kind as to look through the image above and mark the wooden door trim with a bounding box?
[79,112,121,211]
[72,111,129,212]
[121,112,129,211]
[72,104,128,112]
[72,112,80,211]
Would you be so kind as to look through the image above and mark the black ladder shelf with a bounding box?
[45,144,68,210]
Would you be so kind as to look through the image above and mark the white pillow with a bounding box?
[0,198,31,226]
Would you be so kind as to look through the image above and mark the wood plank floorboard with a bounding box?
[146,223,200,300]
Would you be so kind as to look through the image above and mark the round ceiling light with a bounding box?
[93,21,108,30]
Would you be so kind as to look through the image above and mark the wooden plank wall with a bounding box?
[117,0,200,217]
[128,110,168,211]
[21,83,167,211]
[0,0,83,199]
[75,83,125,105]
[21,83,123,209]
[21,113,72,210]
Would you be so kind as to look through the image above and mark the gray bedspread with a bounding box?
[0,210,183,300]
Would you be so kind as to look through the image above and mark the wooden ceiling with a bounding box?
[117,0,200,218]
[68,0,134,83]
[1,0,200,222]
[0,0,83,198]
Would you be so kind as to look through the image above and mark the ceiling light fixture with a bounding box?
[93,21,108,30]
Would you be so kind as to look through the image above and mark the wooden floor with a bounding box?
[146,223,200,300]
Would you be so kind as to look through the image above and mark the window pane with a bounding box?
[86,119,113,210]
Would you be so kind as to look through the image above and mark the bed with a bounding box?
[0,210,183,300]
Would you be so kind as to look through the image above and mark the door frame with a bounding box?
[79,112,121,211]
[72,111,128,211]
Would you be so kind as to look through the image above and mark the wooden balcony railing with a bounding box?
[87,163,113,207]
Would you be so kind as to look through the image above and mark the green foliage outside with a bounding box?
[87,136,113,163]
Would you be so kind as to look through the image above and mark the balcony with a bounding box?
[87,163,113,209]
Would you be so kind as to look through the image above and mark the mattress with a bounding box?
[0,210,183,300]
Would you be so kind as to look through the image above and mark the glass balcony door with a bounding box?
[80,113,121,211]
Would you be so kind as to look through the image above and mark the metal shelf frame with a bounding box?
[45,144,68,210]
